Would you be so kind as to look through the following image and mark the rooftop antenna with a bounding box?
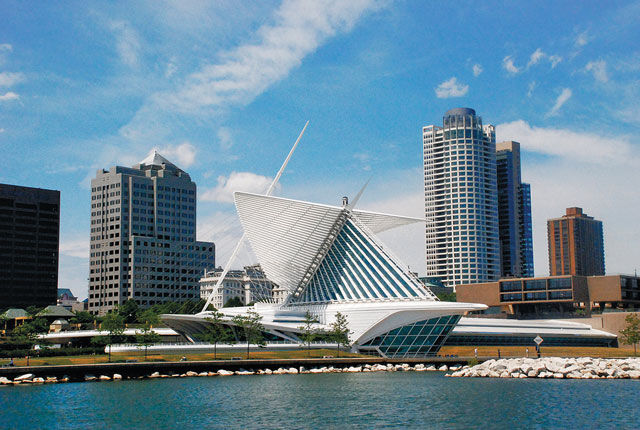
[201,121,309,313]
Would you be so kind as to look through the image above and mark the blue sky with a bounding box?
[1,1,639,299]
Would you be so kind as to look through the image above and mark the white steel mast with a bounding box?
[200,121,309,313]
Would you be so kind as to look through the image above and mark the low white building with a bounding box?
[199,264,278,309]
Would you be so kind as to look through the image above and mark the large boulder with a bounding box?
[14,373,34,382]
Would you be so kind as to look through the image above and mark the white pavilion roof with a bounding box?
[234,192,424,295]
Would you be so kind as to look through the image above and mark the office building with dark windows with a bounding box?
[456,274,639,318]
[496,141,534,278]
[547,207,604,276]
[422,108,501,288]
[88,151,215,315]
[0,183,60,308]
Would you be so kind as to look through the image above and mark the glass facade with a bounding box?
[360,315,461,358]
[498,277,574,303]
[524,279,547,290]
[446,334,616,348]
[548,277,572,289]
[500,280,522,292]
[496,141,534,279]
[519,184,534,277]
[293,219,428,304]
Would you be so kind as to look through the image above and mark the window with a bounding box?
[524,279,547,291]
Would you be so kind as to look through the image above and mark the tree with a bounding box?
[620,314,640,356]
[232,310,265,359]
[136,310,161,361]
[436,292,457,302]
[70,311,96,329]
[117,299,139,324]
[196,311,233,359]
[101,312,125,362]
[224,297,244,308]
[298,311,319,357]
[25,306,44,317]
[328,312,352,357]
[10,324,39,354]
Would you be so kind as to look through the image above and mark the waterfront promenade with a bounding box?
[0,356,471,381]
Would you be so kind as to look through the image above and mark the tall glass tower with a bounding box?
[496,141,534,278]
[423,108,501,288]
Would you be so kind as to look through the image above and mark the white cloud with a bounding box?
[434,77,468,98]
[157,0,383,112]
[60,238,89,259]
[472,63,483,76]
[0,44,12,66]
[159,141,197,167]
[585,60,608,83]
[527,48,545,68]
[549,55,562,68]
[575,30,589,48]
[496,119,637,165]
[353,152,372,171]
[526,48,561,69]
[217,127,234,150]
[0,72,25,87]
[547,88,572,116]
[527,81,537,97]
[0,91,19,101]
[502,55,520,74]
[200,171,275,203]
[0,128,5,133]
[111,21,141,67]
[165,60,177,78]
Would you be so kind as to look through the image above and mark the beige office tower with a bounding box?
[88,151,215,315]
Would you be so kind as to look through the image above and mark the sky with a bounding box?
[1,0,639,300]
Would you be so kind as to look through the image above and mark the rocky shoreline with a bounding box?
[0,363,458,385]
[448,357,640,379]
[4,357,640,385]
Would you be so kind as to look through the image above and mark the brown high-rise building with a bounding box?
[547,207,604,276]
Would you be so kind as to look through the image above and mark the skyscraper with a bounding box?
[88,151,215,315]
[496,141,534,278]
[423,108,501,288]
[0,183,60,308]
[547,207,604,276]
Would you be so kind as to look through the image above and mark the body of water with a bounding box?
[1,371,638,429]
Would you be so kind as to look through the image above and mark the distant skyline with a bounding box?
[1,1,639,299]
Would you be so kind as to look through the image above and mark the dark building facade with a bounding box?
[88,151,215,315]
[496,141,534,278]
[547,207,604,276]
[0,184,60,308]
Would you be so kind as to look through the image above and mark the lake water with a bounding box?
[1,371,639,429]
